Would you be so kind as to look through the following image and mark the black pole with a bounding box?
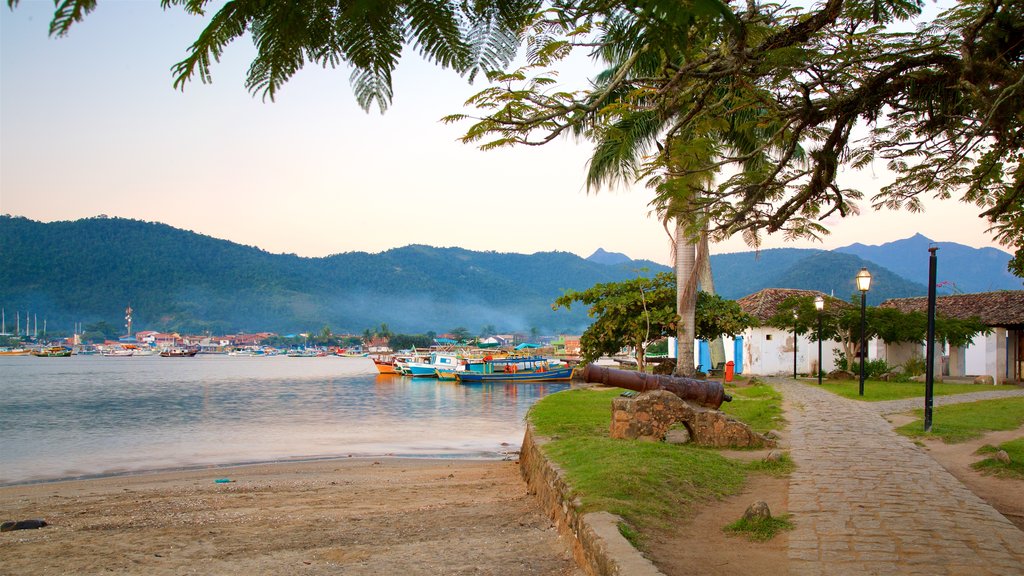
[925,247,938,431]
[859,291,867,396]
[793,318,798,380]
[817,312,823,385]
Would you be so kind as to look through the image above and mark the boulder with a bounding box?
[742,501,772,521]
[827,370,856,380]
[994,449,1012,464]
[974,375,995,385]
[763,450,783,463]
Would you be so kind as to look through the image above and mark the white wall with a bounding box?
[740,327,839,376]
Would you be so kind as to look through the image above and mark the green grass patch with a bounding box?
[744,452,795,477]
[617,521,643,548]
[529,388,750,530]
[972,438,1024,479]
[895,397,1024,443]
[719,384,785,433]
[816,380,1020,401]
[723,514,794,541]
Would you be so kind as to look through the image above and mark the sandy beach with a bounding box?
[0,458,583,575]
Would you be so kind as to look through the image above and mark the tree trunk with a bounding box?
[674,218,697,377]
[696,225,726,367]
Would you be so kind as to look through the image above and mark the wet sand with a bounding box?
[0,458,583,575]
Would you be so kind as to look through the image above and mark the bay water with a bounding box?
[0,355,570,485]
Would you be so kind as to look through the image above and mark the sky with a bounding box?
[0,1,1010,266]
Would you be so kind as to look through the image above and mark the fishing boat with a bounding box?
[435,367,459,381]
[31,346,72,357]
[101,348,134,357]
[160,348,198,357]
[455,356,575,383]
[372,355,399,375]
[405,351,462,377]
[0,347,31,356]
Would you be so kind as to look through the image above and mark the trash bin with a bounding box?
[724,360,735,382]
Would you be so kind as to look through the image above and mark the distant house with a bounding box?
[879,290,1024,383]
[366,336,390,353]
[735,288,846,376]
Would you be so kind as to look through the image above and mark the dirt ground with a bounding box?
[0,459,583,576]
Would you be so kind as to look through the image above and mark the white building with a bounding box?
[879,291,1024,384]
[735,288,846,377]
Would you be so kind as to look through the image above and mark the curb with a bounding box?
[519,423,664,576]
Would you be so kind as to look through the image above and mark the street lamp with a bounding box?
[814,295,824,386]
[856,267,872,396]
[793,309,799,380]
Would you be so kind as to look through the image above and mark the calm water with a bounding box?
[0,355,570,485]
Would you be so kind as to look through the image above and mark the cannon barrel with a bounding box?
[582,364,732,409]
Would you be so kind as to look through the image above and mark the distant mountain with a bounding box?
[0,216,666,335]
[708,248,825,299]
[587,248,632,265]
[770,251,928,305]
[1,216,1015,336]
[835,233,1021,293]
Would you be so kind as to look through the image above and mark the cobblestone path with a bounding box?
[869,388,1024,416]
[773,379,1024,576]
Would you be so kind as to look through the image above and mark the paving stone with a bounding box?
[773,378,1024,574]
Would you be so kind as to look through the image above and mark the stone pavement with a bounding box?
[773,379,1024,576]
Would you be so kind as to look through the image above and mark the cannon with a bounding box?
[582,364,732,409]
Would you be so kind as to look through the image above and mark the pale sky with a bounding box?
[0,1,1009,266]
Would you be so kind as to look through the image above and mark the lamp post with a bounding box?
[856,267,872,396]
[815,295,824,385]
[793,309,799,380]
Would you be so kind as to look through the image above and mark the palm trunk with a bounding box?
[674,218,696,377]
[696,224,726,368]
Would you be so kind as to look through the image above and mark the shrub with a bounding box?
[902,356,927,376]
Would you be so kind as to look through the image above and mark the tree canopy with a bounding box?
[553,272,753,367]
[450,0,1024,275]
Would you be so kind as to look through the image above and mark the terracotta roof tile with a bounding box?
[879,290,1024,327]
[736,288,849,323]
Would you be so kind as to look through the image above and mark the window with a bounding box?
[766,334,772,341]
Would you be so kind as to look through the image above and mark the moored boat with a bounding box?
[0,347,31,356]
[31,346,72,357]
[160,348,198,357]
[455,356,575,383]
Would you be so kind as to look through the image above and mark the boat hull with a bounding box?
[455,367,574,383]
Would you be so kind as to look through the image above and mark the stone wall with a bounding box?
[520,425,663,576]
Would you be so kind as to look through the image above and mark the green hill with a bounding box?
[0,216,663,335]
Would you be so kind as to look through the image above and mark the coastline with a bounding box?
[0,457,582,575]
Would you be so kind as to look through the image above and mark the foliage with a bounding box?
[553,273,679,370]
[695,292,755,340]
[723,514,794,542]
[646,339,668,355]
[819,379,1022,402]
[450,0,1024,276]
[553,273,753,369]
[973,439,1024,479]
[901,356,927,377]
[768,294,988,366]
[387,333,435,351]
[896,398,1024,443]
[10,0,540,113]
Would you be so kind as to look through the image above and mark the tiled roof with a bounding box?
[880,290,1024,327]
[736,288,849,323]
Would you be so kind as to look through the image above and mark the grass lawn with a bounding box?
[814,379,1020,402]
[720,383,785,433]
[529,387,790,540]
[973,438,1024,479]
[895,397,1024,443]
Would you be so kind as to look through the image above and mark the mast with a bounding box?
[125,305,134,338]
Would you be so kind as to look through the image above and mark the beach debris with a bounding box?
[213,478,235,484]
[1,519,48,532]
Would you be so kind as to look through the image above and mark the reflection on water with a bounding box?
[0,355,569,485]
